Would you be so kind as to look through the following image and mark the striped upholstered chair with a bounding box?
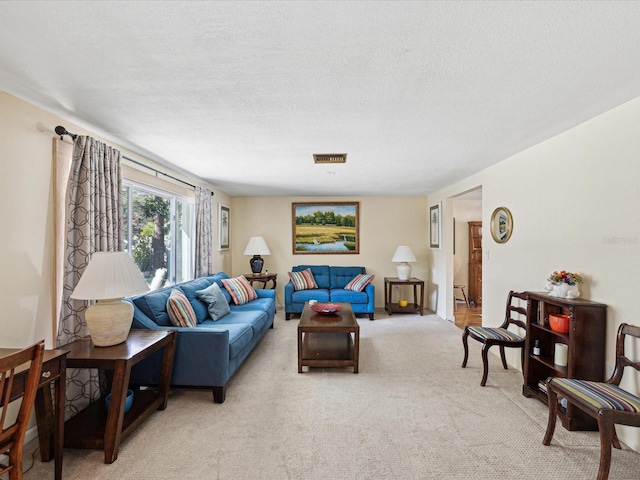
[543,323,640,480]
[461,290,528,386]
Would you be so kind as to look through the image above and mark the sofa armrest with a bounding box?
[284,281,294,307]
[130,326,231,387]
[255,289,276,300]
[364,283,375,311]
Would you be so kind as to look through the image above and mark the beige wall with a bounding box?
[0,90,225,350]
[427,95,640,451]
[230,196,428,308]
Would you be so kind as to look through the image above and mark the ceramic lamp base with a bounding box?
[250,255,264,274]
[396,263,411,281]
[85,298,133,347]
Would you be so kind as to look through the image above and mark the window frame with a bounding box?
[122,179,195,286]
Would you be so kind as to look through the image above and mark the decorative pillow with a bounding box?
[345,274,375,292]
[288,268,318,291]
[196,282,231,321]
[166,288,197,328]
[221,275,258,305]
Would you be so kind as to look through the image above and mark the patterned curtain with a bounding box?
[57,135,123,417]
[194,186,213,278]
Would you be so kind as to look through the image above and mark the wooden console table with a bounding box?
[62,330,176,463]
[0,347,68,480]
[384,277,425,315]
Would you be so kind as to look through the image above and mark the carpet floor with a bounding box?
[22,309,640,479]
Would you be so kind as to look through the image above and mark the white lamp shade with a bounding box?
[391,246,416,263]
[71,252,149,300]
[243,237,271,256]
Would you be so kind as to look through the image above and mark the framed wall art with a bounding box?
[292,202,359,254]
[430,202,441,249]
[218,203,230,250]
[490,206,513,243]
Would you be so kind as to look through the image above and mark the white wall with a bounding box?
[427,95,640,451]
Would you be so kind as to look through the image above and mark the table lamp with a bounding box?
[392,245,416,281]
[243,236,271,274]
[70,251,149,346]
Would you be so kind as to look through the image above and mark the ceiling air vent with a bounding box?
[313,153,347,164]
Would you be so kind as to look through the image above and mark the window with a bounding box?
[123,181,195,287]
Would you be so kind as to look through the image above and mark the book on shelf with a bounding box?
[538,379,547,393]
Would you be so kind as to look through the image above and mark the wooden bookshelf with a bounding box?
[522,291,606,431]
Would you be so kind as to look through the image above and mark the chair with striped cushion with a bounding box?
[461,290,528,386]
[543,323,640,480]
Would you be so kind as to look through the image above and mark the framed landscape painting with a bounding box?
[292,202,359,254]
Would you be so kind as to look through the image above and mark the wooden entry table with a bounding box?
[62,330,176,464]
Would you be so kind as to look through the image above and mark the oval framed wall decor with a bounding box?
[490,207,513,243]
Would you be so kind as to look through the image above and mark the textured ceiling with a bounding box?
[2,1,640,196]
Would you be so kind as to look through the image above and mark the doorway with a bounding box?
[452,187,482,329]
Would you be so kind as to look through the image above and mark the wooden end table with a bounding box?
[62,329,176,464]
[245,272,277,289]
[298,302,359,373]
[384,277,425,315]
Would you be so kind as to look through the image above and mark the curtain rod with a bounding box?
[55,125,213,194]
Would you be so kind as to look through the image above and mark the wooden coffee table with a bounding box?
[298,302,359,373]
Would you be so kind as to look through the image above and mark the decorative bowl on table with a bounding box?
[549,314,570,333]
[105,389,134,413]
[311,303,342,314]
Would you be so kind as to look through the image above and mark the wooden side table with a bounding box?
[384,277,425,315]
[62,329,176,464]
[245,272,277,289]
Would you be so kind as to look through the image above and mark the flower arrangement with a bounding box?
[548,270,584,285]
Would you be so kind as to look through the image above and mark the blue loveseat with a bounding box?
[126,272,275,403]
[284,265,375,320]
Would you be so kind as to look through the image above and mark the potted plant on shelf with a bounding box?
[544,270,583,299]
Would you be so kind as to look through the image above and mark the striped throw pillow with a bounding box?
[166,288,197,328]
[288,269,318,291]
[344,274,375,292]
[221,275,258,305]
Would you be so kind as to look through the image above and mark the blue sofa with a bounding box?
[126,272,275,403]
[284,265,375,320]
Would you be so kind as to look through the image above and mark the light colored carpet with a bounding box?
[22,310,640,479]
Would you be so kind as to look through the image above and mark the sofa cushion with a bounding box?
[132,288,173,326]
[198,320,254,359]
[205,273,233,304]
[330,289,369,304]
[288,268,318,291]
[291,288,330,304]
[180,277,214,321]
[166,288,197,328]
[330,266,366,289]
[196,282,231,321]
[292,265,330,289]
[345,273,375,292]
[222,275,258,305]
